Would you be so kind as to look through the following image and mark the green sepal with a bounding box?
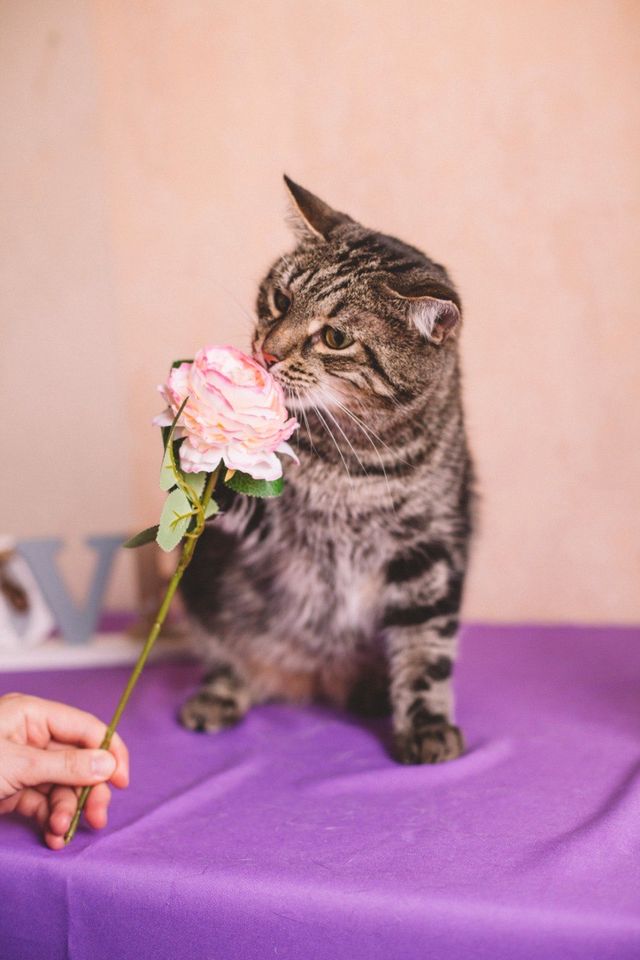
[122,525,160,549]
[171,358,194,369]
[224,470,284,499]
[160,395,189,452]
[156,488,194,552]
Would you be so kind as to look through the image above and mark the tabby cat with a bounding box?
[179,177,474,764]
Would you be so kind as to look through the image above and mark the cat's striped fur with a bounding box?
[179,177,474,764]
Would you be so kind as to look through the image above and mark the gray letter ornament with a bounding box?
[17,536,123,645]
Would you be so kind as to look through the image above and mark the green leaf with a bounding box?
[171,358,194,369]
[225,470,284,499]
[122,525,159,549]
[156,488,193,552]
[204,499,219,519]
[185,472,207,499]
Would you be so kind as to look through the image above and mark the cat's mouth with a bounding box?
[274,377,317,412]
[252,353,316,410]
[273,370,337,415]
[251,345,342,414]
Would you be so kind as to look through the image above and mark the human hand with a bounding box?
[0,692,129,849]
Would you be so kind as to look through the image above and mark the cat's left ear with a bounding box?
[382,282,461,345]
[283,175,353,240]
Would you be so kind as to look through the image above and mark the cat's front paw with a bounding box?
[179,689,244,733]
[394,721,464,765]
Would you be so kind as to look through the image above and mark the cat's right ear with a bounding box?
[382,282,461,345]
[283,175,353,240]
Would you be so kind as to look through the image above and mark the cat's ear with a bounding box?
[382,281,461,345]
[283,175,353,240]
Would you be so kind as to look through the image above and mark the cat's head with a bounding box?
[252,176,461,414]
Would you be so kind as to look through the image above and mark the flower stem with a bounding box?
[63,466,220,846]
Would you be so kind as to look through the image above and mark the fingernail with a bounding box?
[91,751,116,778]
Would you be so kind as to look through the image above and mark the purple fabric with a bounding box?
[97,610,139,633]
[1,623,639,960]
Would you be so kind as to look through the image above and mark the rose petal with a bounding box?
[277,440,299,465]
[155,345,299,481]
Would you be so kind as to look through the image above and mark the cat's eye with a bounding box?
[321,326,353,350]
[272,288,291,317]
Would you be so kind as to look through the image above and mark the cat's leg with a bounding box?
[383,549,465,764]
[179,661,251,733]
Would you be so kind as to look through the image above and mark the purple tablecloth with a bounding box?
[1,623,639,960]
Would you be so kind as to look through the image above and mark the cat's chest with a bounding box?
[287,511,386,633]
[331,547,381,633]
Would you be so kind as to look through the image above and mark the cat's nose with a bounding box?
[261,350,280,369]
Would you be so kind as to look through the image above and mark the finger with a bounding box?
[46,785,80,838]
[0,787,49,828]
[6,695,129,788]
[18,788,50,828]
[84,781,111,830]
[34,783,53,796]
[47,734,129,789]
[45,781,111,849]
[108,731,129,788]
[44,831,66,851]
[19,696,129,774]
[24,696,111,749]
[0,792,21,816]
[15,743,116,789]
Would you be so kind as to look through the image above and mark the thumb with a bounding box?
[16,745,117,789]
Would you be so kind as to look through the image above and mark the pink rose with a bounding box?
[153,345,298,481]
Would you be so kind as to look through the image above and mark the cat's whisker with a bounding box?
[310,402,353,486]
[324,395,395,507]
[295,388,317,454]
[327,389,405,458]
[291,388,303,455]
[332,404,398,512]
[318,399,369,476]
[333,398,388,449]
[330,393,408,467]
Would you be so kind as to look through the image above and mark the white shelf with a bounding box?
[0,633,190,672]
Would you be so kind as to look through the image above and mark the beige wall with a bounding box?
[1,0,639,622]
